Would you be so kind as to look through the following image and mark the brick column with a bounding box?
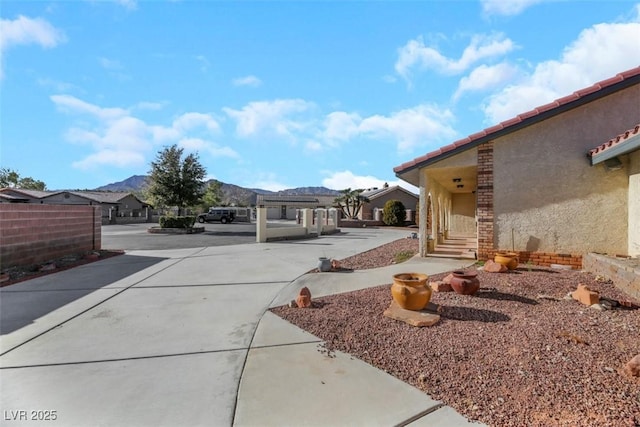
[477,142,494,260]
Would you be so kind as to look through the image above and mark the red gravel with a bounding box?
[272,240,640,427]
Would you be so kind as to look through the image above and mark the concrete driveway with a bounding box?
[1,227,424,426]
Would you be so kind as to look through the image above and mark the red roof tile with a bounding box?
[394,66,640,175]
[588,124,640,157]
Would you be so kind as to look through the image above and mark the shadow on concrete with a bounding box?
[0,254,167,335]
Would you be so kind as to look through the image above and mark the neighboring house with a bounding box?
[359,185,419,222]
[256,194,337,220]
[394,66,640,265]
[0,188,150,223]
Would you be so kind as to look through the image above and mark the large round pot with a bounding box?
[391,273,431,310]
[318,257,332,272]
[450,270,480,295]
[494,252,519,270]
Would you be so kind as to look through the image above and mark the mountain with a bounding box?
[94,175,339,206]
[95,175,148,192]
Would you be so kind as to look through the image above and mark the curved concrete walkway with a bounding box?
[0,228,483,426]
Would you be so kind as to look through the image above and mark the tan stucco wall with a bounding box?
[629,150,640,257]
[492,85,639,255]
[451,193,476,235]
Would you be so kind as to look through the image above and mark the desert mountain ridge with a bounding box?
[94,175,341,206]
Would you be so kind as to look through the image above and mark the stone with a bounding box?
[429,280,453,292]
[442,274,454,284]
[296,287,312,308]
[288,299,298,308]
[0,273,9,283]
[571,284,599,306]
[624,354,640,377]
[331,259,341,269]
[484,259,508,273]
[589,303,605,311]
[383,301,440,327]
[39,263,57,272]
[600,300,613,310]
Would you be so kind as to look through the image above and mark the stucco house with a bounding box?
[0,188,150,223]
[256,194,337,220]
[359,185,419,222]
[394,66,640,267]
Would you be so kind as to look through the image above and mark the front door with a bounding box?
[281,205,287,219]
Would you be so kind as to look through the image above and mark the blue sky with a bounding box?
[1,1,639,192]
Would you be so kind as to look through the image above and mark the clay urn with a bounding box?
[450,270,480,295]
[494,252,519,270]
[391,273,431,310]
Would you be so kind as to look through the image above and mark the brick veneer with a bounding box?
[488,250,582,269]
[0,204,101,268]
[476,142,494,260]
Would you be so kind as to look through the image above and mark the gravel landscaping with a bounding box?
[272,239,640,427]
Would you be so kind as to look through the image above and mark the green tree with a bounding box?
[382,199,406,226]
[334,188,370,219]
[0,168,47,190]
[147,145,206,215]
[200,180,223,210]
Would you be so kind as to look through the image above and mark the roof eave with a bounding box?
[395,71,640,175]
[590,134,640,165]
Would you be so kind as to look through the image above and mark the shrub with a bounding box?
[394,250,415,263]
[382,200,406,226]
[159,216,196,229]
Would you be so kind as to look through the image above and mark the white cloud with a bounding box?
[178,137,239,159]
[482,15,640,123]
[318,105,456,153]
[321,170,418,193]
[395,33,516,81]
[223,99,314,138]
[0,15,66,79]
[72,149,146,170]
[359,105,457,153]
[323,111,362,142]
[51,95,227,170]
[115,0,137,11]
[135,101,166,111]
[51,94,128,121]
[195,55,210,72]
[481,0,545,16]
[232,75,262,87]
[98,57,123,70]
[453,62,521,100]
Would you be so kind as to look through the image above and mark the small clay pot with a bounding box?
[494,252,519,270]
[391,273,431,310]
[450,270,480,295]
[318,257,332,272]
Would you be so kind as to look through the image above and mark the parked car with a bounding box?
[197,208,235,224]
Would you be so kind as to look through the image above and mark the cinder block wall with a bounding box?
[583,253,640,300]
[0,205,101,268]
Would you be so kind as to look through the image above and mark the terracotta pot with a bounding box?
[450,270,480,295]
[391,273,431,310]
[494,252,519,270]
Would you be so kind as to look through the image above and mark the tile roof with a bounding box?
[394,66,640,175]
[0,188,56,198]
[588,124,640,158]
[361,185,418,200]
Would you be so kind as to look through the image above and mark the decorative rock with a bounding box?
[0,273,9,283]
[600,300,613,310]
[39,263,57,272]
[288,299,298,308]
[296,287,312,308]
[383,301,440,327]
[331,259,341,269]
[589,303,605,311]
[429,280,453,292]
[484,259,508,273]
[571,284,599,306]
[442,274,454,285]
[624,354,640,377]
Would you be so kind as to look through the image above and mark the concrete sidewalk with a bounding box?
[1,228,484,426]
